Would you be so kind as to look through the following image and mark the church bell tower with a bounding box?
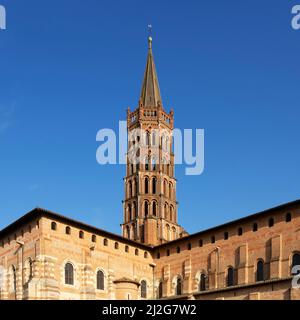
[122,36,185,246]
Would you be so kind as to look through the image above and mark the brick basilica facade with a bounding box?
[0,37,299,300]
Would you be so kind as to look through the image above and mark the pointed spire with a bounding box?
[140,36,162,108]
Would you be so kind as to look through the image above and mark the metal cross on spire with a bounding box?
[147,24,153,49]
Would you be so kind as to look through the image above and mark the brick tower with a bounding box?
[122,37,186,246]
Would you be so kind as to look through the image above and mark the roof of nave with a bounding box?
[154,198,300,249]
[0,207,152,250]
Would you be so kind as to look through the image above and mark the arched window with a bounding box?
[152,131,157,146]
[115,242,119,249]
[176,246,180,254]
[152,177,156,194]
[224,232,229,240]
[152,201,157,216]
[172,227,176,240]
[128,204,132,221]
[126,226,130,239]
[65,263,74,285]
[238,227,243,236]
[166,224,170,241]
[145,132,150,146]
[129,181,132,198]
[227,267,234,287]
[145,178,149,194]
[268,218,274,228]
[135,249,139,256]
[164,203,168,220]
[10,265,17,293]
[253,223,258,232]
[286,212,292,223]
[211,236,215,244]
[170,206,174,221]
[133,201,137,219]
[66,226,71,235]
[163,180,167,195]
[51,222,57,231]
[125,245,129,253]
[169,183,172,199]
[144,202,149,217]
[103,238,108,246]
[97,270,105,290]
[141,280,147,299]
[79,231,84,239]
[199,274,206,291]
[176,277,182,296]
[256,260,264,282]
[158,282,163,298]
[292,253,300,274]
[134,178,138,195]
[92,235,96,243]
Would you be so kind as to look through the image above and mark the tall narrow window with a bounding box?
[176,278,182,296]
[169,183,172,199]
[170,206,174,221]
[141,280,147,299]
[152,131,157,146]
[253,223,258,232]
[11,265,17,293]
[152,177,156,194]
[144,202,149,217]
[51,222,57,231]
[126,226,130,239]
[97,270,104,290]
[224,232,229,240]
[256,260,264,282]
[129,181,132,198]
[145,178,149,194]
[199,274,206,291]
[227,267,234,287]
[66,226,71,235]
[128,204,132,221]
[158,282,163,298]
[65,263,74,285]
[145,132,150,146]
[238,227,243,236]
[153,202,157,216]
[79,231,84,239]
[268,218,274,228]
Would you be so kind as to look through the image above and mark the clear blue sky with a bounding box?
[0,0,300,235]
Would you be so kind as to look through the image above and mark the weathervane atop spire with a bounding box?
[147,24,152,49]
